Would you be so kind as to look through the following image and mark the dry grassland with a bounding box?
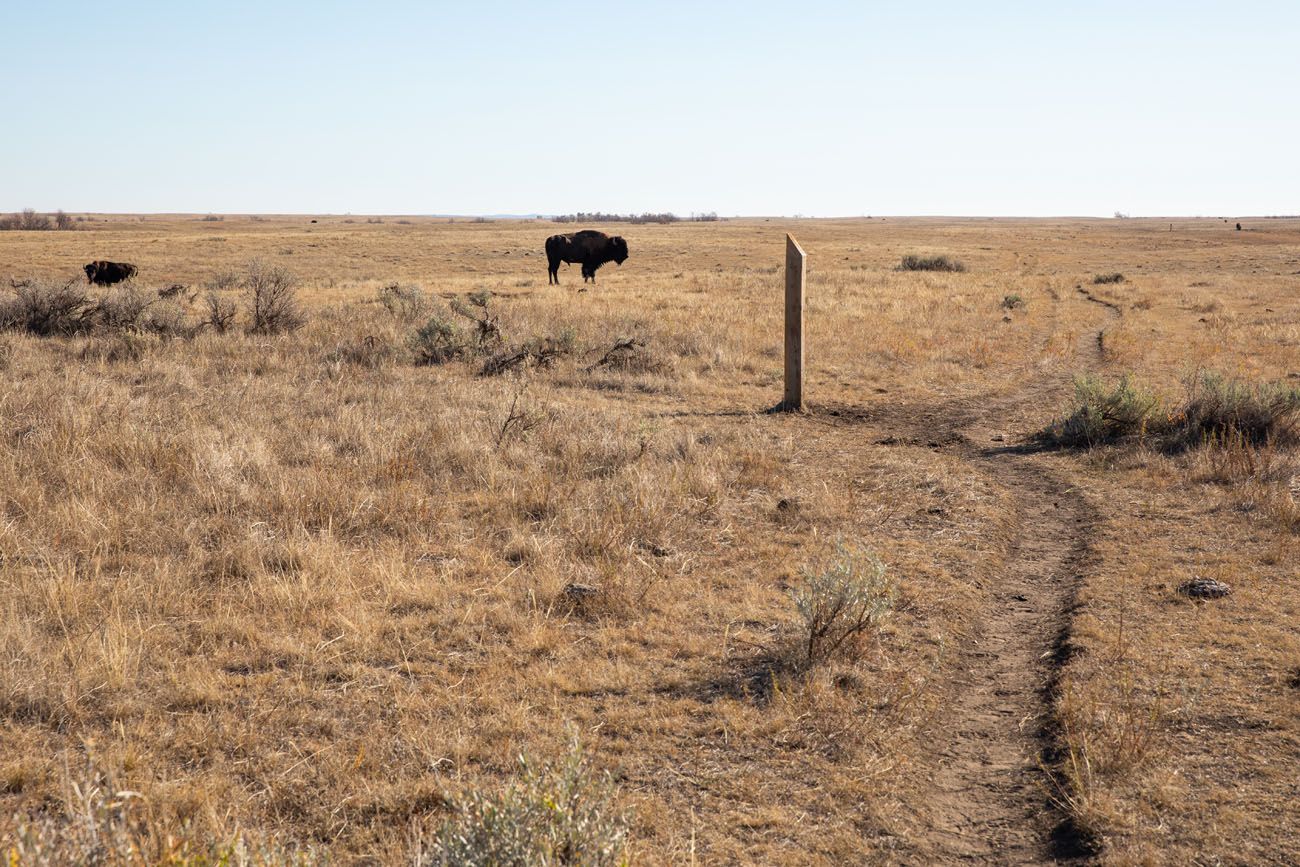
[0,215,1297,863]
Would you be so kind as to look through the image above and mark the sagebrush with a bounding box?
[792,542,898,666]
[418,742,630,867]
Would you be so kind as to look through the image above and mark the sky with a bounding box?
[2,1,1297,216]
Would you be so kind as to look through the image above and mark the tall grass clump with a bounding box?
[1092,272,1125,285]
[792,542,897,666]
[898,254,966,273]
[205,269,241,291]
[1169,372,1300,449]
[418,742,629,867]
[1041,375,1162,447]
[1053,672,1168,845]
[5,761,311,865]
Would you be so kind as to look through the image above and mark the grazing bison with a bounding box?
[84,260,138,286]
[545,230,628,285]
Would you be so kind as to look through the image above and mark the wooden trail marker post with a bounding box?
[778,233,806,411]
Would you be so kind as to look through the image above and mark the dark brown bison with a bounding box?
[84,261,138,286]
[545,230,628,285]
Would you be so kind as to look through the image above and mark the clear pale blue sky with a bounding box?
[3,1,1297,216]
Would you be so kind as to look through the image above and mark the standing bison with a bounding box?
[84,261,138,286]
[545,230,628,285]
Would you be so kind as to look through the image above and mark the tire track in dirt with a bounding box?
[894,300,1120,863]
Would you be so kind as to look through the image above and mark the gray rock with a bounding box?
[1178,577,1232,599]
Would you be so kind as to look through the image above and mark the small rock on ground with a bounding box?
[1178,577,1232,599]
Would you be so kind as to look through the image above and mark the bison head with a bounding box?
[83,263,98,283]
[610,236,628,265]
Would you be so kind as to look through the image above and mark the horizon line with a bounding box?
[2,211,1291,221]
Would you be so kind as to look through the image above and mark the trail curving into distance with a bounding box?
[910,299,1120,864]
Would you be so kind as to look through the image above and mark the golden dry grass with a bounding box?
[1,215,1298,863]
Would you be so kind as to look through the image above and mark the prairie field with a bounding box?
[1,214,1298,864]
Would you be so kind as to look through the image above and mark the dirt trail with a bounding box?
[920,407,1093,863]
[906,301,1120,863]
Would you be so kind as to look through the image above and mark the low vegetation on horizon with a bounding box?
[0,209,76,231]
[551,212,719,224]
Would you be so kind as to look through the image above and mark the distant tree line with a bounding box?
[551,212,720,225]
[0,209,76,230]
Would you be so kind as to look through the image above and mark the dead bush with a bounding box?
[203,292,238,333]
[494,378,548,448]
[451,291,503,350]
[141,299,191,337]
[245,260,305,334]
[0,279,93,335]
[482,331,574,376]
[587,337,671,375]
